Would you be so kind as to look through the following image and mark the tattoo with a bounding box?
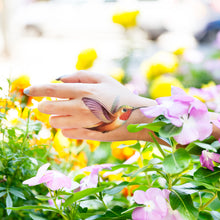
[82,96,138,133]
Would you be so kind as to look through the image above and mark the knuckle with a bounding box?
[38,101,52,113]
[44,84,57,96]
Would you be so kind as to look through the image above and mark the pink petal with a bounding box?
[162,189,171,201]
[132,207,147,220]
[133,190,148,204]
[210,152,220,163]
[148,211,163,220]
[141,106,167,118]
[23,176,41,186]
[146,188,163,200]
[36,163,50,178]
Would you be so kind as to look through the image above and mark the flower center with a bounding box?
[144,200,155,212]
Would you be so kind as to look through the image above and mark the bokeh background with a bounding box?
[0,0,220,94]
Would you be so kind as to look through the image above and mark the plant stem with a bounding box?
[48,188,69,220]
[199,193,217,211]
[149,132,166,158]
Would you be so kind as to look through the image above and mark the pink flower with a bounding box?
[141,87,194,127]
[80,164,113,190]
[173,100,212,145]
[23,163,71,190]
[141,87,212,145]
[132,188,168,220]
[200,150,220,171]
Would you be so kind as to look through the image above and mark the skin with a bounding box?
[25,70,220,144]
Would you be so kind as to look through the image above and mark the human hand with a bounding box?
[24,71,156,141]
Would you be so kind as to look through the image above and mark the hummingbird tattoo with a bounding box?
[82,97,142,133]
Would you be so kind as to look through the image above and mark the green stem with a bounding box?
[199,193,217,211]
[48,188,69,220]
[149,132,166,158]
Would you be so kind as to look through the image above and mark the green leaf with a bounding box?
[218,192,220,200]
[63,186,106,208]
[9,188,25,200]
[35,195,55,201]
[6,193,13,215]
[29,213,48,220]
[0,187,6,191]
[0,191,6,198]
[198,211,214,220]
[194,167,220,184]
[193,142,217,152]
[104,182,130,194]
[159,123,182,138]
[170,190,198,220]
[128,142,141,151]
[163,148,191,174]
[7,205,60,213]
[110,164,138,171]
[127,121,166,133]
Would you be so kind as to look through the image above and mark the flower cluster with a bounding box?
[141,87,212,145]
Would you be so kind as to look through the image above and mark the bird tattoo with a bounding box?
[82,97,142,133]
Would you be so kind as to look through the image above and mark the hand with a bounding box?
[24,71,156,141]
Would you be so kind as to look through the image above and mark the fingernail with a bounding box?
[56,75,67,81]
[23,87,30,95]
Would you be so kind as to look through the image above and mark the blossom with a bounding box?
[111,140,137,160]
[200,150,220,171]
[76,48,97,70]
[132,188,168,220]
[112,10,139,29]
[148,75,183,99]
[141,51,179,81]
[23,163,71,190]
[141,87,193,127]
[10,75,31,93]
[80,164,113,190]
[141,87,212,145]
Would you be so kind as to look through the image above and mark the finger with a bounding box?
[25,82,93,98]
[61,127,141,142]
[49,114,99,129]
[58,71,108,84]
[38,99,80,115]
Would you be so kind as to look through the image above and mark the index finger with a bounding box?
[23,83,93,98]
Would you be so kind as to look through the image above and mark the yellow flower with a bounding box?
[10,75,31,93]
[86,140,100,152]
[109,68,125,83]
[32,108,50,128]
[53,129,70,158]
[0,98,15,113]
[112,10,139,29]
[202,81,216,89]
[76,48,97,70]
[149,75,183,99]
[72,151,88,170]
[141,51,179,80]
[111,140,137,160]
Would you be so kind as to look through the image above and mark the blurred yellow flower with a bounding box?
[76,48,97,70]
[112,10,139,29]
[86,140,100,152]
[141,51,179,80]
[149,75,183,99]
[72,151,88,170]
[110,68,125,83]
[32,108,50,128]
[173,47,185,56]
[10,75,31,93]
[202,81,216,89]
[53,129,70,158]
[111,140,137,160]
[0,98,15,113]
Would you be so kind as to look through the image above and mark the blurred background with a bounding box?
[0,0,220,94]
